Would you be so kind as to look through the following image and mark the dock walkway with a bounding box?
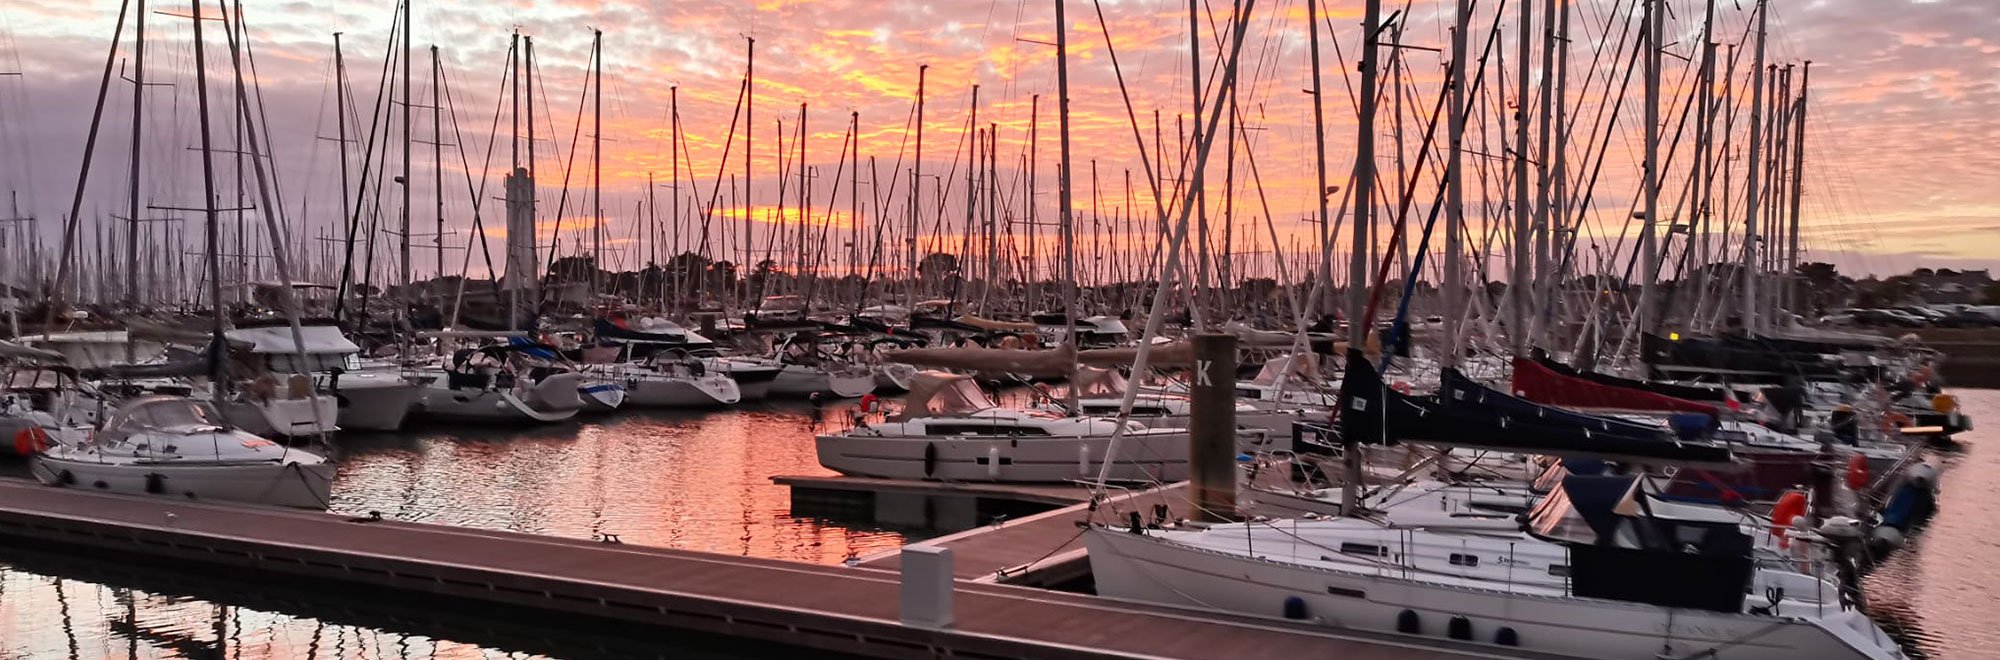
[0,478,1546,660]
[857,482,1190,586]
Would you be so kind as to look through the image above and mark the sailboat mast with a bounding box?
[1534,0,1556,325]
[1443,0,1467,371]
[1344,0,1382,518]
[125,0,145,307]
[1510,0,1532,356]
[1189,0,1208,329]
[908,64,925,310]
[1027,94,1038,313]
[1638,0,1661,335]
[431,45,443,288]
[1740,0,1767,332]
[1785,62,1810,323]
[400,0,413,297]
[1304,0,1331,326]
[189,0,226,411]
[743,37,754,306]
[507,30,520,330]
[1054,0,1079,409]
[670,85,680,312]
[1690,0,1716,328]
[334,34,352,301]
[592,29,603,298]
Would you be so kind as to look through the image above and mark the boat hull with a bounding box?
[1085,529,1902,660]
[624,375,741,407]
[771,365,876,398]
[813,431,1189,483]
[28,455,336,510]
[330,373,422,432]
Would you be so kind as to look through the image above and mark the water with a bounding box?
[4,392,2000,659]
[0,397,903,659]
[1863,389,2000,659]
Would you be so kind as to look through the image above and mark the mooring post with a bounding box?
[900,545,954,629]
[1190,333,1239,522]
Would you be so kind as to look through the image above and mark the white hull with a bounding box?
[579,381,627,413]
[771,365,877,398]
[415,372,584,423]
[29,455,335,510]
[874,363,919,392]
[330,373,422,431]
[1085,529,1902,660]
[223,395,340,438]
[703,359,780,400]
[814,431,1189,482]
[624,374,741,407]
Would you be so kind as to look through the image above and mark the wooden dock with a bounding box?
[856,482,1191,587]
[774,474,1094,506]
[0,478,1554,660]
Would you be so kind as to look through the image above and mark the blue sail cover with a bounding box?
[1335,349,1733,464]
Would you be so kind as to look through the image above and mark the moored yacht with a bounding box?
[29,396,335,510]
[815,371,1189,482]
[1086,470,1904,660]
[411,343,586,423]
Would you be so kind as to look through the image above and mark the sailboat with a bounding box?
[31,395,335,509]
[411,341,586,423]
[815,371,1188,482]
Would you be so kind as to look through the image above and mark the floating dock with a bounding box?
[0,478,1557,660]
[855,481,1189,587]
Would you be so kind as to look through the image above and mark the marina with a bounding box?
[0,0,1996,658]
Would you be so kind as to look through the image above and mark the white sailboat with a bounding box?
[815,371,1188,482]
[588,353,740,407]
[412,343,586,423]
[1086,472,1904,660]
[30,396,334,510]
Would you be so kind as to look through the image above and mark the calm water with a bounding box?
[2,392,1998,659]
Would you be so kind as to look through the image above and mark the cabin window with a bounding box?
[1338,542,1389,558]
[923,424,1052,437]
[1547,564,1570,577]
[1448,554,1479,567]
[1237,388,1263,398]
[1325,585,1366,598]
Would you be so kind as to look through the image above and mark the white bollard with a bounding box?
[900,545,954,629]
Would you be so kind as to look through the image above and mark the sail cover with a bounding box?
[1528,351,1732,403]
[1338,349,1733,465]
[1511,355,1722,415]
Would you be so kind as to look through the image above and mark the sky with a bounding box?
[0,0,1996,292]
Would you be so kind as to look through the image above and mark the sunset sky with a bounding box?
[0,0,1995,288]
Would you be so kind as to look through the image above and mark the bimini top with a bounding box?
[893,371,997,422]
[224,325,360,355]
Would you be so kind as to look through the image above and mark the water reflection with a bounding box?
[1863,390,2000,660]
[328,399,905,564]
[0,560,539,660]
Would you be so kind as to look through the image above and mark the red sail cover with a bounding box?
[1510,357,1720,416]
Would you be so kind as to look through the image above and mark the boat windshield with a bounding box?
[104,397,222,441]
[1073,367,1128,398]
[925,378,996,414]
[1526,474,1644,546]
[1250,354,1318,386]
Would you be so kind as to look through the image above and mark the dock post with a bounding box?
[1190,333,1239,522]
[900,545,954,629]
